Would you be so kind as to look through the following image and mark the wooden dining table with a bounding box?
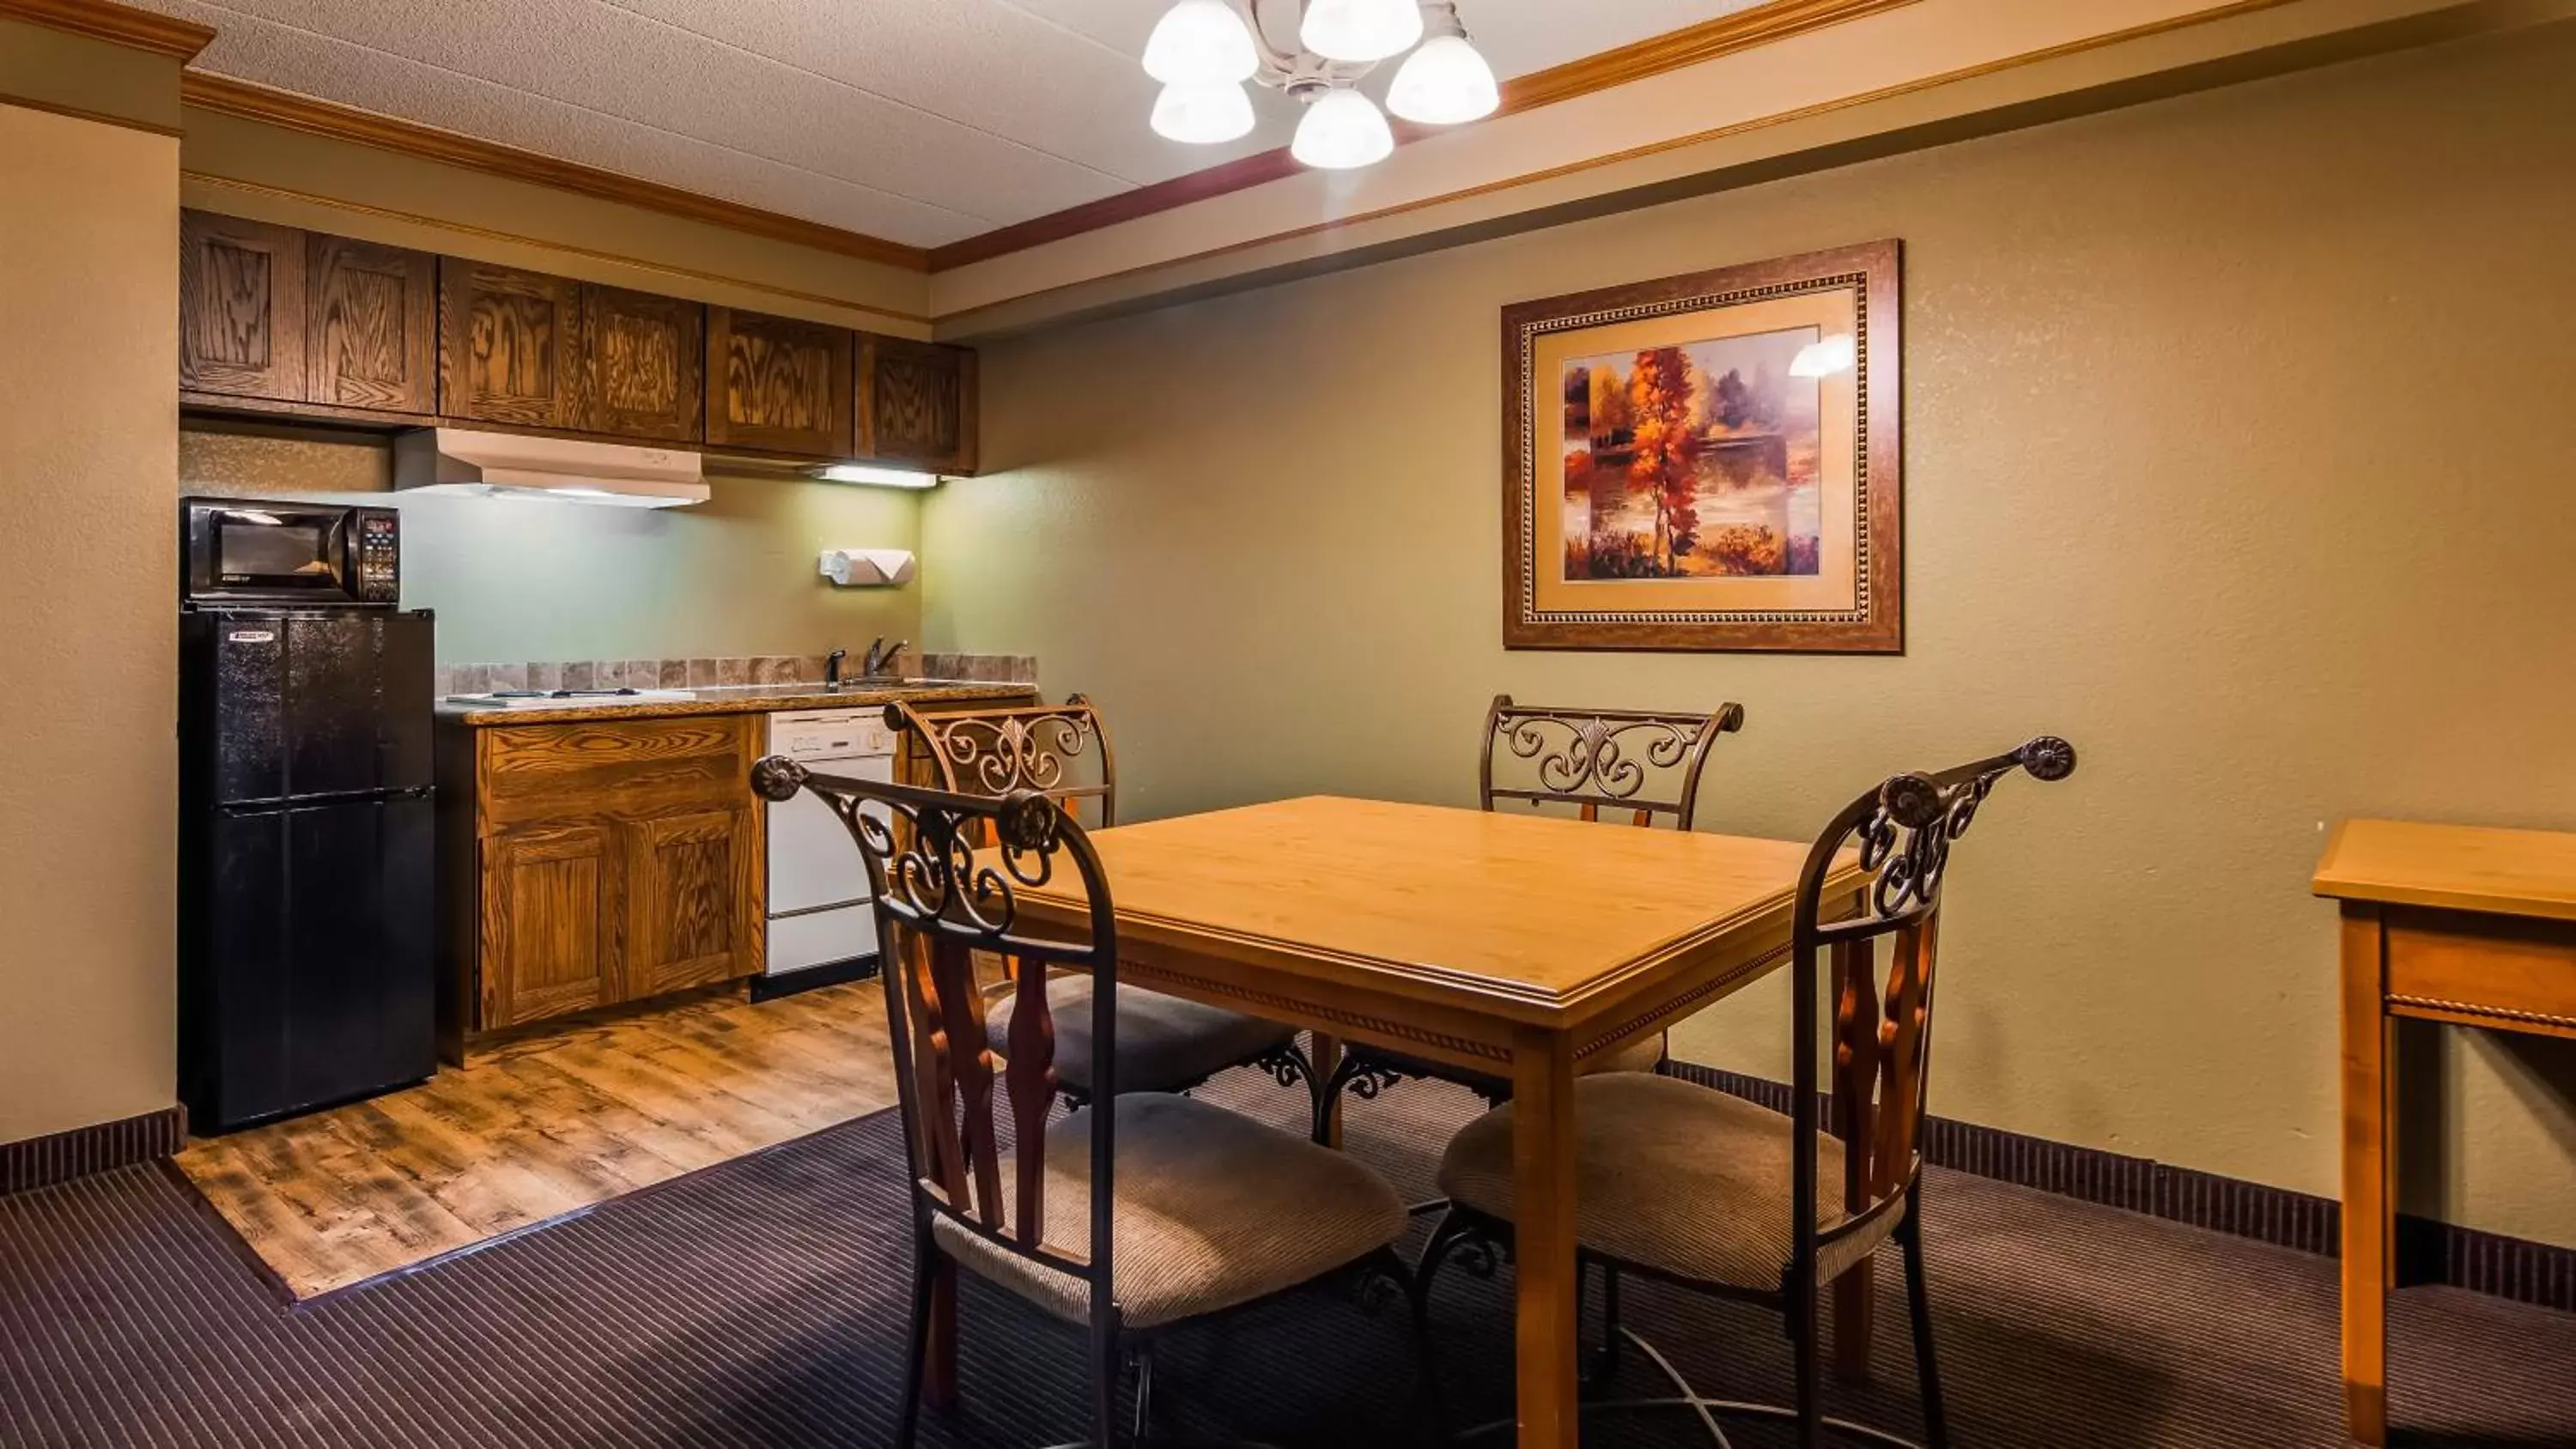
[1011,793,1865,1448]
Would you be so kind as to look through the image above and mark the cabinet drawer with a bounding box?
[2385,906,2576,1031]
[477,717,755,826]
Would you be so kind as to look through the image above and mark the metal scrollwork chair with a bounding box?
[887,698,1299,1106]
[1415,735,2079,1448]
[748,761,1417,1448]
[1301,694,1747,1139]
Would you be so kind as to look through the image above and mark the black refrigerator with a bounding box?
[179,607,437,1131]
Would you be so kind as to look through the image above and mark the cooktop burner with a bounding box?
[445,687,699,710]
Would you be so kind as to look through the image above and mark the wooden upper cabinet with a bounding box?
[182,217,977,464]
[440,259,586,430]
[858,336,979,474]
[305,233,438,415]
[705,306,854,456]
[180,211,306,402]
[581,284,703,443]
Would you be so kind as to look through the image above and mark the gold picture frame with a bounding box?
[1502,239,1902,652]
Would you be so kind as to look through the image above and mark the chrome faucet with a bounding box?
[861,637,908,679]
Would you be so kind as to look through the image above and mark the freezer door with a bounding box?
[185,794,436,1130]
[191,609,433,804]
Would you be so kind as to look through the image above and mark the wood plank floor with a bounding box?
[174,981,902,1300]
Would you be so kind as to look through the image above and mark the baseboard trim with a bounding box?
[748,953,882,1003]
[1662,1060,2574,1314]
[0,1107,186,1197]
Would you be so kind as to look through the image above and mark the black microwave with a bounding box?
[181,498,402,609]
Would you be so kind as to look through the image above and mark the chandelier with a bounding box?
[1143,0,1500,169]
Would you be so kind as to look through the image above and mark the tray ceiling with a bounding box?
[143,0,1770,250]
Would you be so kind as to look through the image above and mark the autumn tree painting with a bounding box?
[1628,346,1702,576]
[1558,325,1823,582]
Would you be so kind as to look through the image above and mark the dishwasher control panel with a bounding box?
[767,708,898,761]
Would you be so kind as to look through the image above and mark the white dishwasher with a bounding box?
[762,708,898,990]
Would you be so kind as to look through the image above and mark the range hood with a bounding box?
[394,427,709,508]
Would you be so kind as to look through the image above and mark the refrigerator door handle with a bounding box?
[215,784,436,815]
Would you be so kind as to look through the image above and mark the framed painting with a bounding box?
[1501,239,1902,652]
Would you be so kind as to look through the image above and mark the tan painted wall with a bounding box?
[179,427,923,665]
[923,26,2576,1246]
[0,102,181,1143]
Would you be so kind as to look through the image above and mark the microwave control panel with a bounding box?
[355,511,401,603]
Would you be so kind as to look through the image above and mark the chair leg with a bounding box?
[1130,1343,1157,1443]
[1413,1208,1471,1325]
[1595,1263,1625,1383]
[1899,1200,1951,1449]
[1792,1271,1823,1449]
[896,1234,939,1449]
[1090,1305,1123,1449]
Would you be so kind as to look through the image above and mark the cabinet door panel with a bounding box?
[624,807,762,997]
[706,306,853,456]
[858,336,977,474]
[483,823,614,1028]
[181,210,306,401]
[441,260,585,428]
[307,234,437,414]
[583,285,703,441]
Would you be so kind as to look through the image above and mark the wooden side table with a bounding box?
[2312,818,2576,1446]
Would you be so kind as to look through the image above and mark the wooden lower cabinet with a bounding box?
[445,714,764,1042]
[623,805,762,998]
[483,822,615,1027]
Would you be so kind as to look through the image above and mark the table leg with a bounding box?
[1312,1033,1346,1149]
[1510,1028,1581,1449]
[2339,906,2391,1446]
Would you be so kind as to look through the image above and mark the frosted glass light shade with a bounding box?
[1789,334,1857,378]
[1291,88,1394,169]
[1386,34,1498,124]
[1299,0,1423,63]
[1151,81,1256,144]
[1142,0,1259,84]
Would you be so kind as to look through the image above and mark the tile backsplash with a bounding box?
[435,653,1037,697]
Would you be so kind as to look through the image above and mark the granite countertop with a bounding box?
[434,679,1037,727]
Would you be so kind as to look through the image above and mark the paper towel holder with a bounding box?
[818,548,916,588]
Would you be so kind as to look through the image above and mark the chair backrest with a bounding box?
[750,757,1120,1305]
[889,696,1116,828]
[1784,736,2077,1282]
[1478,694,1744,830]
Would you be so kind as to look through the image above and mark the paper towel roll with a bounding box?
[817,549,917,587]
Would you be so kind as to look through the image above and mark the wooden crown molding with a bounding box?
[0,0,214,60]
[1509,0,1922,112]
[179,72,933,272]
[925,0,1917,271]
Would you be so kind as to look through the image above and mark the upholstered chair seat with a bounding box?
[985,977,1298,1098]
[933,1094,1408,1330]
[1435,1070,1897,1290]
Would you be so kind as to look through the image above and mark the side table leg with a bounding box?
[2339,906,2391,1446]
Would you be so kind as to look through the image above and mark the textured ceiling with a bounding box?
[143,0,1768,248]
